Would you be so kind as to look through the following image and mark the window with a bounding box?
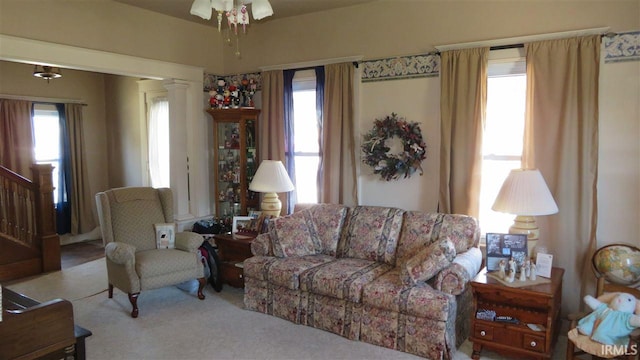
[478,50,526,235]
[292,70,319,204]
[32,103,62,203]
[148,96,170,188]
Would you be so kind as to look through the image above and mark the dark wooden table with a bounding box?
[470,267,564,360]
[213,233,256,288]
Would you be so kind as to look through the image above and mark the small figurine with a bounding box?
[498,260,506,279]
[519,265,527,281]
[530,263,537,280]
[508,258,516,273]
[524,259,531,278]
[507,268,515,283]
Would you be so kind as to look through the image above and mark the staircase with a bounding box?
[0,164,60,282]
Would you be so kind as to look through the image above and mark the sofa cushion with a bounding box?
[135,248,199,279]
[397,212,479,265]
[362,269,455,321]
[400,237,456,285]
[300,258,392,303]
[307,204,349,256]
[270,210,321,257]
[270,255,336,289]
[337,206,404,265]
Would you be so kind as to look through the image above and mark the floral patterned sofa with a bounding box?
[243,204,482,359]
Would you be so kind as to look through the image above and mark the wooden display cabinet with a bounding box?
[206,108,260,217]
[470,267,564,360]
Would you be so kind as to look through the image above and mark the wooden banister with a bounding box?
[0,164,60,281]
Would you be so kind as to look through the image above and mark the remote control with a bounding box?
[495,316,519,323]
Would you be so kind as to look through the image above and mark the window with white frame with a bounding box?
[32,103,62,203]
[148,96,170,188]
[292,70,319,204]
[478,49,526,236]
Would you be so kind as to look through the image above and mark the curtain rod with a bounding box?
[0,93,87,106]
[435,27,611,52]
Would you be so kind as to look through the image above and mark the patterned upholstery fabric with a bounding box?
[400,237,456,286]
[242,204,481,359]
[270,210,319,257]
[300,258,392,303]
[306,204,348,256]
[337,206,404,265]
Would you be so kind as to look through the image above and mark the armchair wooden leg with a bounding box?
[108,284,113,298]
[128,292,140,318]
[197,277,206,300]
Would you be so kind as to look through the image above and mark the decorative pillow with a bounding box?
[270,211,319,257]
[400,237,456,286]
[154,223,176,249]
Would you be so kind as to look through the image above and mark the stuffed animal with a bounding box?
[577,292,640,346]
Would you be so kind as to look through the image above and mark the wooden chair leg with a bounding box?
[108,284,113,298]
[128,292,140,318]
[197,277,206,300]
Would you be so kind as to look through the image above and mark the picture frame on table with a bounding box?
[485,233,528,272]
[232,216,253,234]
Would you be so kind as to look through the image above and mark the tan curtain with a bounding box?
[65,104,95,234]
[523,35,600,315]
[439,48,488,217]
[0,99,34,178]
[259,70,289,213]
[319,62,357,206]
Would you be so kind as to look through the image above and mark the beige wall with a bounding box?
[0,60,109,216]
[103,74,144,188]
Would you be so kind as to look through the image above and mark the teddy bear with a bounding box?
[577,292,640,346]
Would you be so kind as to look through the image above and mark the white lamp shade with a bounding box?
[492,169,559,216]
[251,0,273,20]
[190,0,212,19]
[249,160,294,193]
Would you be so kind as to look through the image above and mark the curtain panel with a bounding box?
[0,99,34,178]
[438,48,488,217]
[65,103,96,235]
[259,70,290,214]
[318,62,358,206]
[523,35,600,315]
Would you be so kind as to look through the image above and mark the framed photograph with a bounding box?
[485,233,528,272]
[232,216,253,234]
[248,210,262,219]
[154,223,175,249]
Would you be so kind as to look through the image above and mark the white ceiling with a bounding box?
[114,0,377,26]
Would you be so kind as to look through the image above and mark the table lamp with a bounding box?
[249,160,294,217]
[491,168,558,257]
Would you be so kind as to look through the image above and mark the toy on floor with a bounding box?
[577,292,640,346]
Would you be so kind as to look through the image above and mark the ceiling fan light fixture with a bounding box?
[190,0,213,20]
[33,65,62,82]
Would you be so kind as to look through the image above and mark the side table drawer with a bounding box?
[523,334,546,353]
[473,324,494,341]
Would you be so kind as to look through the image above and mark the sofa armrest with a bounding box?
[175,231,203,253]
[434,247,482,295]
[251,233,273,256]
[105,241,136,265]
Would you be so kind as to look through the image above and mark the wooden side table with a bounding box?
[212,233,255,288]
[470,267,564,360]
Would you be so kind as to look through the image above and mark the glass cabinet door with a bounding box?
[216,121,242,217]
[208,108,260,219]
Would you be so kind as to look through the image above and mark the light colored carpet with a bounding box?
[6,260,567,359]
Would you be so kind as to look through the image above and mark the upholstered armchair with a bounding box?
[95,187,205,318]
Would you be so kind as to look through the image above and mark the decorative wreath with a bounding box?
[361,113,426,181]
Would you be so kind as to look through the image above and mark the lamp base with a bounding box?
[261,192,282,217]
[509,215,539,259]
